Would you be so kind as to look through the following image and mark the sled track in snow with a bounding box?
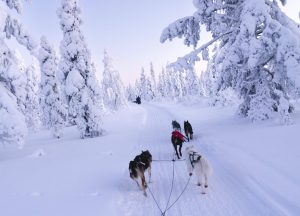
[117,103,288,216]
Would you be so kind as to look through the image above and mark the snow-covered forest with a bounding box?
[1,0,300,215]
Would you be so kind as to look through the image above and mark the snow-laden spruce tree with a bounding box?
[163,66,173,99]
[185,67,201,96]
[57,0,103,138]
[24,60,41,131]
[102,50,127,111]
[134,79,141,98]
[0,46,27,146]
[38,36,66,138]
[161,0,300,123]
[91,62,107,115]
[144,76,155,101]
[137,67,147,100]
[135,67,155,101]
[150,62,157,98]
[157,67,166,99]
[0,1,37,146]
[168,66,184,100]
[12,50,27,114]
[125,84,136,102]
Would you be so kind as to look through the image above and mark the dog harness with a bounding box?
[189,152,201,168]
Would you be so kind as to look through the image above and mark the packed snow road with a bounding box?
[116,102,299,216]
[0,102,299,216]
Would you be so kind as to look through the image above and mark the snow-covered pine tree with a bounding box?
[185,67,200,96]
[12,50,27,114]
[3,0,23,13]
[144,76,155,101]
[0,45,27,147]
[168,66,184,100]
[164,65,173,99]
[134,79,141,98]
[38,36,66,138]
[0,1,37,146]
[57,0,103,138]
[150,62,157,98]
[138,67,147,100]
[125,84,136,102]
[179,68,187,97]
[24,59,41,131]
[157,67,166,99]
[102,50,127,111]
[161,0,300,122]
[91,62,107,114]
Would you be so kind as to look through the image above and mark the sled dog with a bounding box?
[184,145,212,193]
[172,120,181,132]
[129,150,152,196]
[171,130,187,159]
[184,120,193,141]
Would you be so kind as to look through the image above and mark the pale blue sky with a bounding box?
[17,0,197,84]
[5,0,300,84]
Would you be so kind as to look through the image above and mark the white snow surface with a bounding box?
[0,101,299,216]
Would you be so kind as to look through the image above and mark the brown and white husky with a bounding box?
[129,150,152,196]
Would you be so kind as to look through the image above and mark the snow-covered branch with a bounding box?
[160,16,200,48]
[170,30,234,69]
[4,15,37,51]
[2,0,22,13]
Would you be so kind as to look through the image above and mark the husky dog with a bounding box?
[171,130,187,159]
[129,150,152,196]
[184,145,212,194]
[172,120,181,132]
[184,121,193,141]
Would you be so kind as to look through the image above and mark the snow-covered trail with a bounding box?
[116,102,291,216]
[1,102,299,216]
[0,104,148,216]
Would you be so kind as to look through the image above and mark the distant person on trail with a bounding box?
[135,96,141,104]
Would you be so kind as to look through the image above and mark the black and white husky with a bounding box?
[184,120,193,141]
[172,120,181,132]
[129,150,152,196]
[184,145,212,193]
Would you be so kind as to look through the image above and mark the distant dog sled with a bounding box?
[133,96,141,104]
